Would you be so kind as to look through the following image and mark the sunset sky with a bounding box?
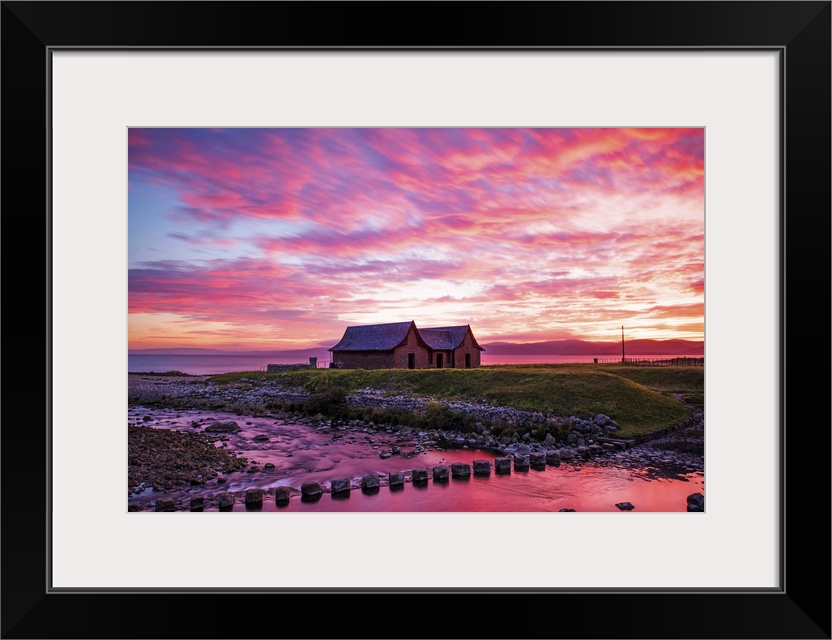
[128,128,704,351]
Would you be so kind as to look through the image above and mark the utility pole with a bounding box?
[621,325,625,363]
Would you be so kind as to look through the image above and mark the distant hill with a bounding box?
[130,340,703,357]
[481,339,703,356]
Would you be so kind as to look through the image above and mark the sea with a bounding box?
[128,353,699,375]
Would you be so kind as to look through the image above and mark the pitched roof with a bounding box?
[422,326,482,350]
[328,321,416,352]
[329,321,485,352]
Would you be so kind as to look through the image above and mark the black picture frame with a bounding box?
[2,2,829,638]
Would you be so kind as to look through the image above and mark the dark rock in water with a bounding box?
[545,451,561,466]
[472,460,492,476]
[216,477,227,484]
[389,472,405,487]
[559,508,576,512]
[263,463,275,470]
[218,492,235,510]
[615,502,635,511]
[513,455,530,472]
[274,486,292,505]
[155,499,175,512]
[245,488,264,505]
[687,492,705,512]
[529,453,546,469]
[301,482,324,500]
[379,451,391,460]
[331,478,351,494]
[253,434,269,442]
[205,421,241,433]
[450,462,471,478]
[189,497,204,512]
[411,469,429,483]
[494,457,512,475]
[361,474,380,492]
[128,504,140,512]
[432,465,449,481]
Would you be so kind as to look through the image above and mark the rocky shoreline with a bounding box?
[127,373,704,511]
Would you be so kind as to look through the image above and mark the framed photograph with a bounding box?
[3,2,829,638]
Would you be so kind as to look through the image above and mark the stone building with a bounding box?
[328,320,485,369]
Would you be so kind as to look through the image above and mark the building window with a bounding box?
[436,353,443,368]
[465,353,471,368]
[407,353,415,369]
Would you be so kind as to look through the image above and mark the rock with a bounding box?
[379,451,391,459]
[301,482,324,500]
[263,463,275,470]
[559,508,576,512]
[542,433,556,446]
[361,474,380,492]
[245,488,264,505]
[559,449,575,461]
[388,472,405,487]
[253,434,269,442]
[154,499,175,512]
[566,433,578,444]
[218,492,235,509]
[274,486,292,505]
[450,462,471,478]
[432,465,449,481]
[615,501,635,511]
[545,450,561,466]
[216,477,227,484]
[473,460,492,476]
[494,457,512,475]
[411,469,429,483]
[513,454,530,471]
[594,414,611,427]
[189,497,204,511]
[204,421,241,433]
[687,492,705,512]
[529,453,546,469]
[330,478,351,495]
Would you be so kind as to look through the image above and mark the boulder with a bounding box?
[361,474,380,492]
[615,501,635,511]
[388,472,405,487]
[513,455,530,472]
[411,469,429,483]
[472,460,492,476]
[545,450,561,466]
[559,449,575,461]
[189,497,204,512]
[274,486,292,505]
[245,488,264,505]
[687,492,705,512]
[450,462,471,478]
[301,482,324,500]
[263,463,276,470]
[253,434,269,442]
[204,421,241,433]
[432,465,449,481]
[330,478,351,495]
[154,499,175,512]
[594,414,611,427]
[529,453,546,469]
[494,457,512,475]
[218,492,235,509]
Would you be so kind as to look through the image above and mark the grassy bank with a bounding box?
[209,364,701,438]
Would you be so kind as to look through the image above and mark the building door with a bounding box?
[408,353,415,369]
[436,353,443,368]
[465,353,471,368]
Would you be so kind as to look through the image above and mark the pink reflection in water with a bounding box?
[129,407,703,513]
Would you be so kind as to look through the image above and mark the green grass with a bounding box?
[208,364,702,438]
